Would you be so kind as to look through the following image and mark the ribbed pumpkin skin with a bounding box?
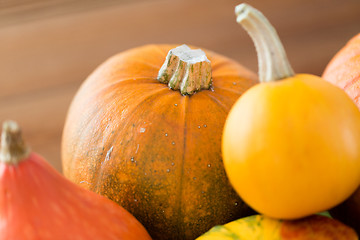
[322,33,360,109]
[196,214,358,240]
[62,44,258,240]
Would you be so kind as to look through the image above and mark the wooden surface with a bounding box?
[1,0,359,172]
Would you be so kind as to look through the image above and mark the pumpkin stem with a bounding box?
[0,120,30,165]
[235,3,294,82]
[158,44,212,95]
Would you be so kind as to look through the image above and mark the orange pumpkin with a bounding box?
[322,33,360,109]
[62,44,258,240]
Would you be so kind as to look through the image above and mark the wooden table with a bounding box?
[1,0,359,172]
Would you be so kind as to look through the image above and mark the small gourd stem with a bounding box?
[0,120,30,165]
[235,3,295,82]
[158,44,212,95]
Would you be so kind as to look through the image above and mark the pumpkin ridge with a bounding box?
[66,87,171,192]
[91,87,173,192]
[202,92,232,113]
[176,95,189,238]
[353,93,360,102]
[212,86,248,95]
[103,77,161,87]
[67,112,109,192]
[127,59,160,70]
[87,77,162,98]
[343,74,360,91]
[211,74,251,79]
[62,100,103,181]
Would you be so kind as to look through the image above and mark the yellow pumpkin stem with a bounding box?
[158,44,212,95]
[235,3,294,82]
[0,120,30,164]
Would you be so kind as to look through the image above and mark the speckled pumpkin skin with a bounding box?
[323,33,360,109]
[61,44,258,240]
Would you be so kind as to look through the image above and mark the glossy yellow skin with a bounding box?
[196,214,358,240]
[222,74,360,219]
[196,215,281,240]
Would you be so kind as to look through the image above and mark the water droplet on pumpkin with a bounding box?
[165,133,168,137]
[198,125,201,129]
[233,82,237,85]
[174,103,178,106]
[172,141,175,145]
[171,162,175,166]
[207,164,211,168]
[234,202,238,206]
[104,146,113,163]
[203,124,207,128]
[140,128,146,133]
[134,199,138,202]
[144,172,147,176]
[166,169,170,173]
[131,157,135,162]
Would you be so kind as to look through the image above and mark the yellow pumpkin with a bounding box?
[196,214,358,240]
[222,4,360,219]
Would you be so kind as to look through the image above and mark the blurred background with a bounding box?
[1,0,359,172]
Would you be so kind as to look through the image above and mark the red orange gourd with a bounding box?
[323,33,360,109]
[322,33,360,234]
[0,120,152,240]
[61,44,258,239]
